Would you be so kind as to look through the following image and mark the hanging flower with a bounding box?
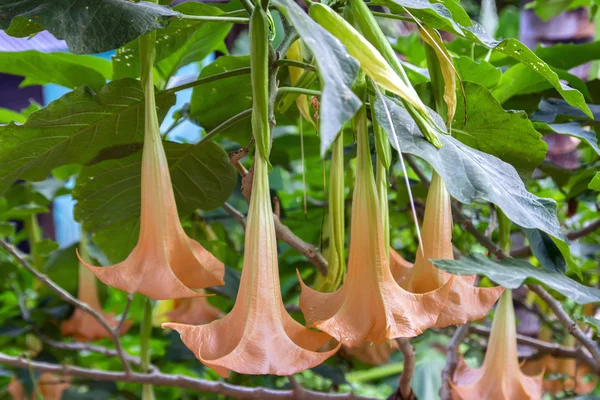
[153,292,222,326]
[523,327,598,395]
[61,237,132,342]
[8,373,70,400]
[393,172,503,327]
[163,153,337,376]
[298,107,452,347]
[451,290,543,399]
[344,340,398,365]
[390,248,413,284]
[79,32,224,300]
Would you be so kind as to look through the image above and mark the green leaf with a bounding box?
[73,140,237,262]
[525,0,589,21]
[0,108,25,124]
[574,315,600,333]
[0,51,110,91]
[43,243,79,296]
[0,0,179,54]
[454,57,501,89]
[452,82,547,179]
[113,2,230,83]
[273,0,362,155]
[590,172,600,191]
[190,56,252,145]
[0,79,176,195]
[0,204,48,219]
[534,122,600,156]
[532,99,600,123]
[524,229,566,273]
[372,94,565,241]
[432,254,600,304]
[372,0,592,117]
[536,41,600,71]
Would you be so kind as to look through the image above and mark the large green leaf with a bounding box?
[189,56,252,144]
[273,0,362,155]
[372,94,565,241]
[432,254,600,304]
[372,0,592,117]
[0,51,110,91]
[590,172,600,191]
[0,79,176,194]
[0,0,178,54]
[74,140,237,263]
[452,82,547,179]
[0,108,25,124]
[113,2,230,84]
[453,57,501,89]
[536,41,600,71]
[524,229,566,273]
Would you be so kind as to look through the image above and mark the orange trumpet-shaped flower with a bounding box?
[523,329,597,395]
[163,153,338,376]
[298,107,451,347]
[394,172,503,327]
[79,32,224,300]
[344,340,398,365]
[390,248,413,283]
[451,290,543,400]
[61,237,132,342]
[8,373,70,400]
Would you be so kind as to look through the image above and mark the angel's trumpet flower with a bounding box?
[162,6,337,376]
[163,154,338,376]
[79,28,224,300]
[344,340,398,365]
[298,106,451,347]
[8,373,70,400]
[451,290,543,399]
[153,291,222,326]
[393,172,503,327]
[287,40,315,126]
[61,236,131,342]
[523,327,597,394]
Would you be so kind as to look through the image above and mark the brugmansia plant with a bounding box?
[0,0,599,398]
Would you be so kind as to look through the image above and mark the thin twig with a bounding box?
[529,285,600,366]
[440,324,469,400]
[395,339,416,400]
[273,59,316,71]
[222,202,247,228]
[0,353,375,400]
[179,14,250,24]
[511,219,600,258]
[115,293,134,333]
[0,240,133,375]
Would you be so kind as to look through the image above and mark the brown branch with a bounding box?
[0,240,133,375]
[529,285,600,367]
[393,339,416,400]
[440,324,469,400]
[0,353,375,400]
[511,219,600,258]
[222,202,247,228]
[115,293,134,333]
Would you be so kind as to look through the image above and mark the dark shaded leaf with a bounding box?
[0,0,179,54]
[0,79,176,194]
[524,229,566,273]
[432,254,600,304]
[536,41,600,71]
[534,122,600,156]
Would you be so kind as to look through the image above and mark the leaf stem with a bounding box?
[179,14,250,24]
[24,213,42,271]
[273,59,316,71]
[369,10,413,22]
[277,87,321,97]
[164,67,252,95]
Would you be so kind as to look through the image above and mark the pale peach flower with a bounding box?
[8,373,70,400]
